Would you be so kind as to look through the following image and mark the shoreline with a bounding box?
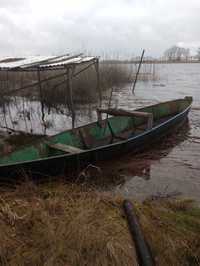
[0,180,199,266]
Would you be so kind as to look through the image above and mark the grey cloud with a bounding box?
[0,0,200,58]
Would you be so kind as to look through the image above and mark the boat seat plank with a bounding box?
[47,143,83,154]
[97,108,151,118]
[97,108,153,129]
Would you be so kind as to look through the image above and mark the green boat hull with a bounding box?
[0,96,192,179]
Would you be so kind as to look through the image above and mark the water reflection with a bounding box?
[92,119,190,189]
[1,63,200,200]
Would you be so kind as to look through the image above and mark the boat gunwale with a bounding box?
[0,98,192,168]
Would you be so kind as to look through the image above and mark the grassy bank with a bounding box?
[0,181,199,266]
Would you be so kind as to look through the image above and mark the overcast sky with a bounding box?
[0,0,200,58]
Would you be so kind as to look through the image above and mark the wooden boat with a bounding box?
[0,96,192,178]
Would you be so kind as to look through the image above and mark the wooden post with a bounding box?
[6,70,9,91]
[94,58,102,107]
[104,86,114,131]
[37,67,46,133]
[65,68,70,105]
[132,49,145,93]
[66,67,75,129]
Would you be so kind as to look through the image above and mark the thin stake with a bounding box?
[66,67,76,129]
[132,49,145,94]
[94,58,102,107]
[37,67,46,134]
[103,86,114,134]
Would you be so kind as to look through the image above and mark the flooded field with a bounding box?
[102,63,200,201]
[0,63,200,201]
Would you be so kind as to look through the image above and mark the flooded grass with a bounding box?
[0,62,137,134]
[0,61,158,135]
[0,62,155,106]
[0,62,134,104]
[0,181,199,266]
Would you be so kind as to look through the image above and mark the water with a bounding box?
[1,63,200,201]
[100,63,200,201]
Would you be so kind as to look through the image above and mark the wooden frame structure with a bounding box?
[0,54,101,129]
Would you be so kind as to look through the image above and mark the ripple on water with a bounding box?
[98,64,200,201]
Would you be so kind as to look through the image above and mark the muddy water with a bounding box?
[1,63,200,201]
[99,63,200,201]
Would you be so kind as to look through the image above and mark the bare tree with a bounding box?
[164,46,190,61]
[197,48,200,60]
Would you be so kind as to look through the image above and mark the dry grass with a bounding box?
[0,181,199,266]
[0,62,154,133]
[0,182,136,266]
[36,63,132,106]
[0,63,132,105]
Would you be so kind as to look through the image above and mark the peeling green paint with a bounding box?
[0,97,192,166]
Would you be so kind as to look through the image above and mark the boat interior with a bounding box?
[0,98,191,165]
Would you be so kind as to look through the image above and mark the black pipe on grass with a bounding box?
[123,200,154,266]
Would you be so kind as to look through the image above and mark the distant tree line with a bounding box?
[163,45,200,61]
[197,48,200,60]
[164,46,190,61]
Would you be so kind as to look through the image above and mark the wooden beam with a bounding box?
[97,108,153,129]
[74,61,95,77]
[97,108,150,117]
[43,61,96,93]
[66,67,76,129]
[1,59,97,97]
[48,143,83,154]
[2,71,67,96]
